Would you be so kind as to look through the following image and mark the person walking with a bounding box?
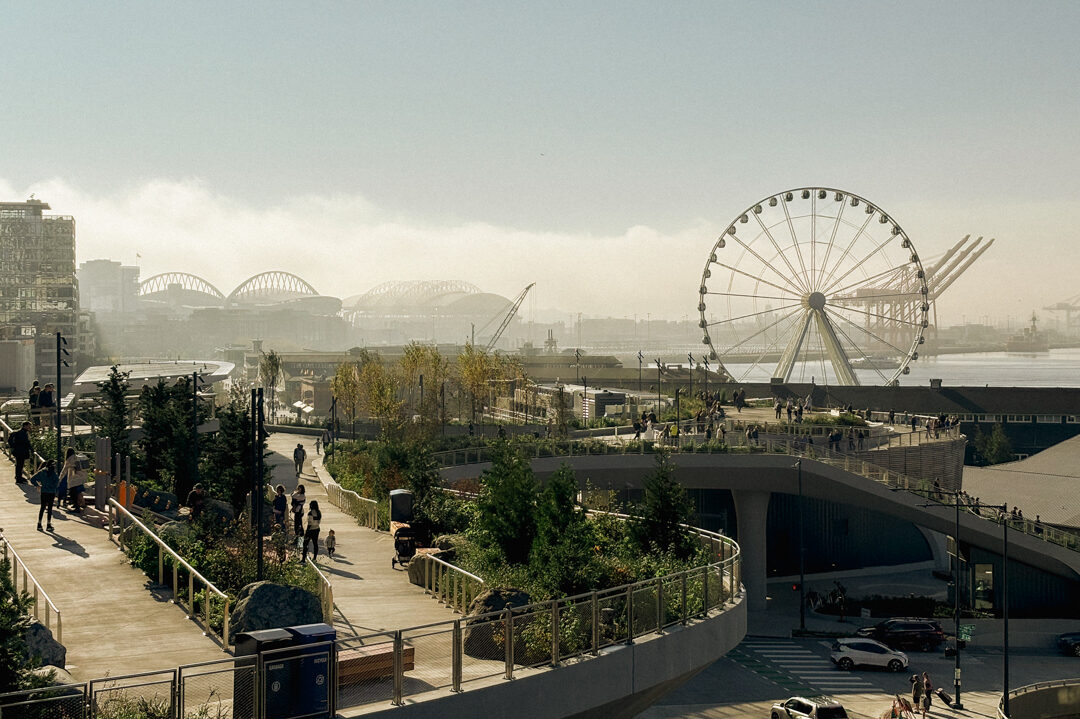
[301,500,322,562]
[920,672,933,717]
[325,529,337,559]
[293,443,307,477]
[8,421,33,484]
[291,484,306,536]
[273,484,288,532]
[60,447,87,513]
[30,459,60,531]
[38,383,55,429]
[314,437,321,456]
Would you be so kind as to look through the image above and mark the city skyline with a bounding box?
[2,2,1078,327]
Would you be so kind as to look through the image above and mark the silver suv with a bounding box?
[771,696,849,718]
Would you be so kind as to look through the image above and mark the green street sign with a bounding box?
[959,624,975,641]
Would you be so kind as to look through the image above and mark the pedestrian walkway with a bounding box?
[741,639,881,694]
[265,433,457,636]
[0,456,226,681]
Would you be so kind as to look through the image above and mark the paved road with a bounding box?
[266,433,457,636]
[0,455,225,681]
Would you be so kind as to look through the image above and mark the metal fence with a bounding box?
[415,553,485,614]
[107,499,231,647]
[1,532,62,642]
[306,558,334,625]
[1,533,740,718]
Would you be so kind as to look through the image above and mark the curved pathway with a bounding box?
[0,456,224,680]
[266,433,456,636]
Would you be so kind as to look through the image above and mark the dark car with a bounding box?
[855,618,945,652]
[1057,632,1080,657]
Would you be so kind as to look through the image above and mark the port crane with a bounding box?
[1045,292,1080,336]
[477,283,535,351]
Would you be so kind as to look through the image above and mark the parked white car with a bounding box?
[830,637,908,671]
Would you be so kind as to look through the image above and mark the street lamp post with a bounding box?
[702,356,709,399]
[638,351,643,395]
[687,353,694,398]
[674,388,681,448]
[1002,505,1010,717]
[794,460,805,631]
[55,333,69,464]
[656,358,662,416]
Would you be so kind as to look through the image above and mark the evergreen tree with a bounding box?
[96,365,131,456]
[0,555,35,693]
[973,423,1014,465]
[530,464,595,595]
[199,402,267,513]
[630,451,695,559]
[473,442,537,565]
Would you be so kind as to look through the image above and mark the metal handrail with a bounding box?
[417,552,485,613]
[323,479,379,530]
[999,677,1080,718]
[0,532,62,642]
[306,557,334,625]
[107,499,231,648]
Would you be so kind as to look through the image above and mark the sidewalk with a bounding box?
[266,433,457,636]
[0,456,225,680]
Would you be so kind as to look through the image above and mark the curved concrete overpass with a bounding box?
[442,454,1080,613]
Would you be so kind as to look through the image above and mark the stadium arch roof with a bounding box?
[227,271,319,305]
[139,272,226,306]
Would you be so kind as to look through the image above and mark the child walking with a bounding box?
[325,529,336,559]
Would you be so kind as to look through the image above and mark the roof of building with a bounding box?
[72,360,235,395]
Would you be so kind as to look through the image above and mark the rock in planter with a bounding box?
[205,498,235,525]
[431,534,466,552]
[159,520,195,545]
[228,581,322,643]
[23,619,66,668]
[28,665,77,687]
[463,588,534,661]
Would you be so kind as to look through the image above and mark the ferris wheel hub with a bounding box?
[806,291,827,311]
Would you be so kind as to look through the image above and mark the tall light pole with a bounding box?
[655,358,662,416]
[794,460,805,631]
[702,356,710,399]
[638,351,643,395]
[674,388,681,448]
[1002,504,1010,717]
[55,333,69,464]
[687,353,694,398]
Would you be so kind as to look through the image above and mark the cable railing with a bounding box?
[433,435,1080,554]
[107,499,231,648]
[306,557,334,625]
[323,479,379,530]
[1,532,62,642]
[999,678,1080,718]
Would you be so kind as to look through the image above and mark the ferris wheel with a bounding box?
[698,188,929,386]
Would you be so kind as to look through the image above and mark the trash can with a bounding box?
[234,628,295,719]
[389,489,413,523]
[285,623,336,719]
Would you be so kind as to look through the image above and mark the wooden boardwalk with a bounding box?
[0,457,225,681]
[266,432,457,637]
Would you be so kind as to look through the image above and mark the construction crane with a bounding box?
[1045,292,1080,336]
[484,283,535,351]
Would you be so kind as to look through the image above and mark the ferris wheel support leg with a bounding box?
[773,311,812,383]
[813,310,859,386]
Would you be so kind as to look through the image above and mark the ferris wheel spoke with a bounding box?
[711,260,804,297]
[735,309,809,381]
[830,289,926,303]
[821,233,903,297]
[815,211,875,293]
[821,312,892,384]
[810,194,817,291]
[705,302,804,329]
[827,264,911,298]
[751,211,808,292]
[823,306,914,359]
[780,197,812,292]
[717,305,805,358]
[705,290,801,302]
[825,302,925,329]
[724,232,808,295]
[815,197,848,292]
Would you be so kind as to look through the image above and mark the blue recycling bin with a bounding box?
[234,628,295,719]
[285,623,336,719]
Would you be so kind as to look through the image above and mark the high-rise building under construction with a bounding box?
[0,199,78,390]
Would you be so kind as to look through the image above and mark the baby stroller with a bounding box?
[391,526,418,569]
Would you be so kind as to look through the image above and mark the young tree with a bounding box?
[457,343,493,423]
[331,362,362,438]
[473,443,538,565]
[97,365,131,456]
[0,556,36,693]
[974,423,1014,465]
[359,360,404,438]
[630,451,696,559]
[530,464,595,595]
[259,350,283,422]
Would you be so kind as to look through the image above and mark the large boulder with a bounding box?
[228,581,322,643]
[205,498,235,524]
[23,620,66,668]
[463,588,536,662]
[159,520,195,545]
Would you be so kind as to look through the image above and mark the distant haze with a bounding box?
[2,2,1078,327]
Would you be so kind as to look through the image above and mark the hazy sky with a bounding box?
[2,1,1078,327]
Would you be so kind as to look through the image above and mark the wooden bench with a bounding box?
[337,642,415,683]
